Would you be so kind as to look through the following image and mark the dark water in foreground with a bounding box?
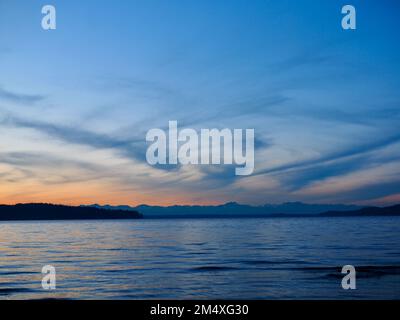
[0,216,399,300]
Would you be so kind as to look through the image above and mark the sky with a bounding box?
[0,0,399,206]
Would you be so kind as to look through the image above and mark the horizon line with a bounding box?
[0,201,394,209]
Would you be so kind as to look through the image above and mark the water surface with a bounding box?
[0,216,399,299]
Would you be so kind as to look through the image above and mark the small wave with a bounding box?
[185,251,211,255]
[241,259,314,266]
[186,242,207,246]
[191,266,238,272]
[296,265,400,279]
[30,297,73,301]
[0,270,34,276]
[0,287,33,296]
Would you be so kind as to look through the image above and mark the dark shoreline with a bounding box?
[0,203,142,221]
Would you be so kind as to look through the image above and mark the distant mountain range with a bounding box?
[87,202,365,218]
[0,202,399,221]
[0,203,142,221]
[87,202,400,218]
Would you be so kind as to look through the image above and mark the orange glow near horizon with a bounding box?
[0,182,223,207]
[1,165,399,208]
[1,181,399,207]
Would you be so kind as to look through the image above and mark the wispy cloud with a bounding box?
[0,151,104,184]
[2,115,147,163]
[0,86,45,105]
[255,132,400,177]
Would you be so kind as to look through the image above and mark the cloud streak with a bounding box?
[2,115,147,163]
[254,132,400,177]
[0,86,45,105]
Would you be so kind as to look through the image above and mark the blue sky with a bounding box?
[0,0,399,206]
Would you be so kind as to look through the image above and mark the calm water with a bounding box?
[0,216,399,300]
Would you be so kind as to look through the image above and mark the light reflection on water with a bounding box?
[0,216,399,299]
